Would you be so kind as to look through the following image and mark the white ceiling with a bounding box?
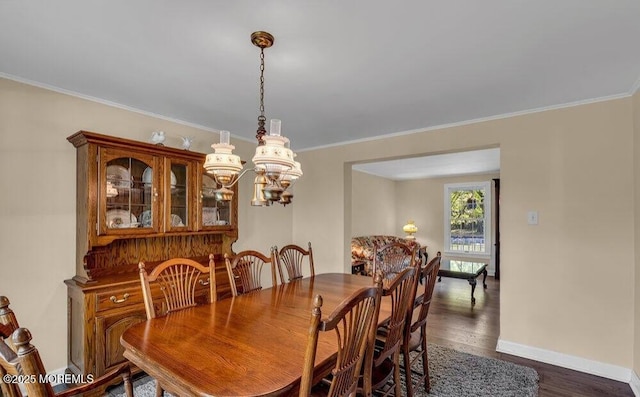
[353,148,500,180]
[1,1,639,152]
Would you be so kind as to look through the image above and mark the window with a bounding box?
[444,182,491,257]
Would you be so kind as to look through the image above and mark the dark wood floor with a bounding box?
[426,276,634,397]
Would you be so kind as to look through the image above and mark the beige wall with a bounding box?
[295,98,635,369]
[2,75,638,377]
[0,77,292,370]
[395,172,500,263]
[351,170,398,237]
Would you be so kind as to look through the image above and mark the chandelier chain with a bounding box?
[204,31,301,207]
[256,47,267,144]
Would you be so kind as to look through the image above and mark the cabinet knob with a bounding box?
[109,293,130,304]
[199,278,210,286]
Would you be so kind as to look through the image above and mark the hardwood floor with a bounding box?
[426,276,635,397]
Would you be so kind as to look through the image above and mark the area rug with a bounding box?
[407,344,538,396]
[108,344,538,396]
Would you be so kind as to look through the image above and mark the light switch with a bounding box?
[527,211,538,225]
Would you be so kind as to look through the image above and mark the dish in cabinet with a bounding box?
[106,165,132,189]
[106,209,138,228]
[142,167,176,188]
[171,214,185,227]
[140,210,152,227]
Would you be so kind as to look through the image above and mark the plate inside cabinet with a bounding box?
[171,214,184,227]
[106,165,132,189]
[170,171,177,188]
[140,210,152,227]
[142,167,176,188]
[106,209,138,229]
[142,167,153,187]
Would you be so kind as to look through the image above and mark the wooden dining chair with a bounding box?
[139,256,216,320]
[401,252,442,397]
[224,249,278,297]
[275,242,315,283]
[372,241,417,281]
[363,266,418,397]
[1,295,21,397]
[299,275,383,397]
[0,296,19,348]
[0,298,133,397]
[139,257,215,397]
[402,253,441,396]
[0,296,19,331]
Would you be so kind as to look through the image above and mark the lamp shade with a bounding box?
[403,220,418,240]
[403,220,418,234]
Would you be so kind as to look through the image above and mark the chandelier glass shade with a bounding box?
[203,31,302,206]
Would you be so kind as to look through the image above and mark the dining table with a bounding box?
[120,273,390,396]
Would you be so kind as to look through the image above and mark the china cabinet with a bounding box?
[65,131,238,378]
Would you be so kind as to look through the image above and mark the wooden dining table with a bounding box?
[120,273,390,396]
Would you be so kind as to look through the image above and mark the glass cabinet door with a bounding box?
[200,173,234,229]
[166,159,190,231]
[99,149,158,235]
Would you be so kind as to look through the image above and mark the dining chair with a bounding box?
[275,242,315,283]
[402,253,441,396]
[372,241,417,281]
[1,296,20,397]
[299,275,383,397]
[0,298,133,397]
[363,266,418,397]
[224,248,278,297]
[0,296,19,349]
[139,256,216,320]
[139,257,215,397]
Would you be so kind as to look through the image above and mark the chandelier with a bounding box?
[204,31,302,206]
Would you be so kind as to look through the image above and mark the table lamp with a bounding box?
[403,220,418,240]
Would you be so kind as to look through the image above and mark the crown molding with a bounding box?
[1,72,633,153]
[0,72,229,136]
[298,92,631,152]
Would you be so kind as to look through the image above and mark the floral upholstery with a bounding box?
[351,235,422,276]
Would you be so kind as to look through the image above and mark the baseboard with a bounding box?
[49,366,68,386]
[630,370,640,397]
[496,338,632,383]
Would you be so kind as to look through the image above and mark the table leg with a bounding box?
[468,278,477,304]
[482,269,488,289]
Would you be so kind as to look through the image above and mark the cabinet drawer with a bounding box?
[96,287,145,312]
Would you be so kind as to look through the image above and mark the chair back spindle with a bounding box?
[225,249,278,297]
[139,257,216,319]
[276,242,315,283]
[372,242,417,281]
